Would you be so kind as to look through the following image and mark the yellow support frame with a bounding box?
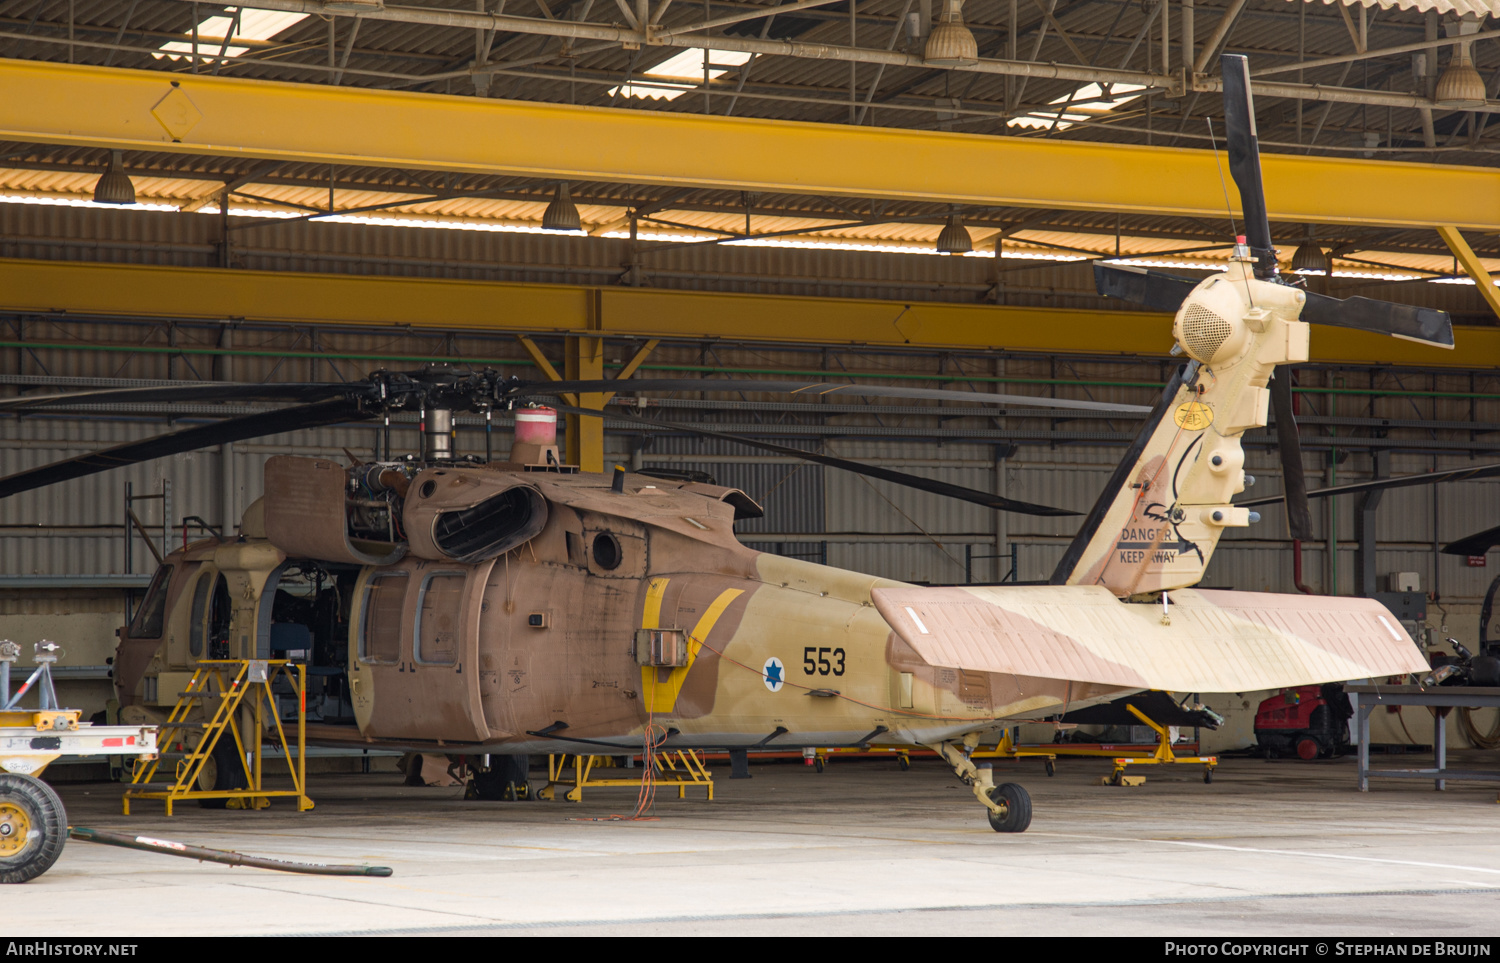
[537,751,714,802]
[124,659,312,816]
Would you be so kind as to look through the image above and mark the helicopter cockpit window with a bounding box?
[592,533,622,571]
[415,573,464,666]
[188,572,232,658]
[359,573,408,664]
[126,564,171,640]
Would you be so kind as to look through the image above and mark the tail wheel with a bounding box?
[0,773,67,884]
[986,782,1033,833]
[1295,737,1322,761]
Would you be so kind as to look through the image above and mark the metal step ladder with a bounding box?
[124,659,312,816]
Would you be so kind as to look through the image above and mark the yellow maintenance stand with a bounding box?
[125,659,313,815]
[539,751,713,802]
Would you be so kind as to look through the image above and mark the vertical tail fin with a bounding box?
[1052,260,1309,596]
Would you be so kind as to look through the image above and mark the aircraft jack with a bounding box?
[1090,704,1217,787]
[537,750,713,802]
[124,659,313,816]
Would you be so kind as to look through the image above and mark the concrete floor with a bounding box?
[12,752,1500,936]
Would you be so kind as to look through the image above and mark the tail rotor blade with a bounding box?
[1269,372,1312,540]
[1220,53,1277,279]
[1093,263,1200,311]
[1300,291,1454,348]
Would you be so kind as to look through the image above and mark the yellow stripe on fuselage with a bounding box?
[642,586,744,716]
[642,577,670,631]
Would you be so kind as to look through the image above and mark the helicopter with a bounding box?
[0,55,1448,833]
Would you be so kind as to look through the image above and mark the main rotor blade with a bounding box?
[551,404,1079,517]
[1093,263,1200,311]
[520,378,1150,415]
[1443,523,1500,558]
[1221,53,1277,280]
[1238,462,1500,509]
[1300,291,1454,348]
[1267,373,1311,540]
[0,382,356,412]
[0,400,370,499]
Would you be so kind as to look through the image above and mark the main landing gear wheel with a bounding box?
[0,773,67,884]
[197,739,249,809]
[986,782,1032,833]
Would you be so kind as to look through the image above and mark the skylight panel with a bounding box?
[607,83,692,100]
[155,7,309,61]
[610,48,752,100]
[644,48,752,82]
[1008,82,1146,130]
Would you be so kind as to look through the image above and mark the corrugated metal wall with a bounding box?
[3,203,1491,317]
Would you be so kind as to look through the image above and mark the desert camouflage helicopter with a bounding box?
[0,57,1453,831]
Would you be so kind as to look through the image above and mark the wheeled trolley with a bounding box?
[0,640,159,882]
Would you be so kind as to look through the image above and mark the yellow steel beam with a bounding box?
[3,59,1499,231]
[602,338,660,405]
[515,334,577,405]
[565,296,605,473]
[1436,226,1500,322]
[0,257,1492,368]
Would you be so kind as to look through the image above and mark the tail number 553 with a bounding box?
[802,647,846,676]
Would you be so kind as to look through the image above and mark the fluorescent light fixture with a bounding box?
[156,8,308,61]
[1008,82,1146,130]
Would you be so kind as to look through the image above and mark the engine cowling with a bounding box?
[403,468,548,563]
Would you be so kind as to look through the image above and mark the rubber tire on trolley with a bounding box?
[897,755,911,772]
[813,757,824,773]
[1295,737,1322,761]
[986,782,1033,833]
[1044,760,1056,777]
[1203,768,1214,784]
[197,739,250,810]
[0,773,67,884]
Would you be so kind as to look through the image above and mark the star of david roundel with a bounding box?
[762,656,785,693]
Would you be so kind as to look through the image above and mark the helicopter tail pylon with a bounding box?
[1054,52,1454,598]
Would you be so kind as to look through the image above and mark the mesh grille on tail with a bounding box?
[1180,302,1233,360]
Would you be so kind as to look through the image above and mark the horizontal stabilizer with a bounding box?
[872,585,1426,694]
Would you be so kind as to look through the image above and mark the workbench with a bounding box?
[1346,685,1500,791]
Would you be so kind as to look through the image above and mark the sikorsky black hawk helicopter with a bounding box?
[0,56,1452,837]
